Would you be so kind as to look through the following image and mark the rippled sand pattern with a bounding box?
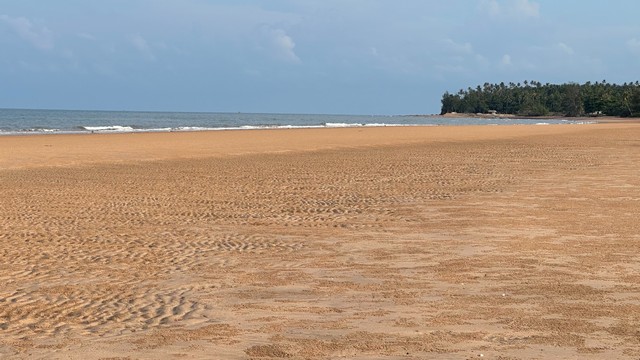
[1,125,640,358]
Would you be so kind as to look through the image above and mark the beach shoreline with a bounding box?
[0,108,596,137]
[429,112,640,123]
[0,123,623,170]
[2,123,640,358]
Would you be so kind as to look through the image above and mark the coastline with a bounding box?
[0,108,595,136]
[0,123,622,170]
[432,112,640,123]
[2,123,640,358]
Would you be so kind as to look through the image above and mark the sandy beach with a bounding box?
[1,123,640,359]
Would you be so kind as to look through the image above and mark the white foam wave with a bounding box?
[82,125,136,132]
[325,122,362,128]
[0,120,593,136]
[0,123,431,135]
[325,122,423,128]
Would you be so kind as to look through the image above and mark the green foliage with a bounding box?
[562,84,583,117]
[440,80,640,117]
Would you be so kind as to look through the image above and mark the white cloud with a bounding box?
[627,38,640,55]
[128,33,155,61]
[77,32,96,41]
[436,39,490,74]
[0,14,54,50]
[513,0,540,18]
[480,0,502,17]
[480,0,540,19]
[443,38,474,54]
[475,54,490,67]
[556,42,574,55]
[501,54,512,65]
[265,28,300,63]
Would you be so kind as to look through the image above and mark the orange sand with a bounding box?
[1,124,640,359]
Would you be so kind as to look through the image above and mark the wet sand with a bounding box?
[1,124,640,359]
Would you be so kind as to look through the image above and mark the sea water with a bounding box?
[0,108,588,135]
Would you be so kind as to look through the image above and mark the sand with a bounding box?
[1,124,640,359]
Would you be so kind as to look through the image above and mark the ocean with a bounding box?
[0,108,586,135]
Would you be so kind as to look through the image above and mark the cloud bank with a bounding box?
[0,14,54,50]
[480,0,540,19]
[264,28,300,63]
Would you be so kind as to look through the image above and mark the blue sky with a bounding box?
[1,0,640,115]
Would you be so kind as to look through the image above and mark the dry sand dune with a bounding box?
[1,124,640,359]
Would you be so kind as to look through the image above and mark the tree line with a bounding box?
[440,80,640,117]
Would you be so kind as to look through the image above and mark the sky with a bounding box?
[1,0,640,115]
